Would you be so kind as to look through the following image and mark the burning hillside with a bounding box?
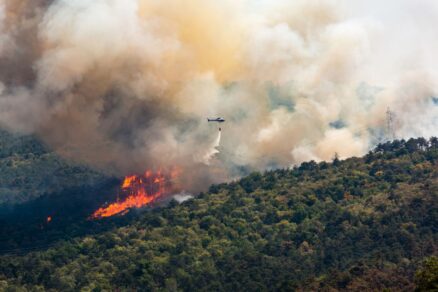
[91,169,179,219]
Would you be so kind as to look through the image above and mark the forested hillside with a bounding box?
[0,130,107,205]
[0,138,438,291]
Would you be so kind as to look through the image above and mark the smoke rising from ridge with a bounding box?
[0,0,437,190]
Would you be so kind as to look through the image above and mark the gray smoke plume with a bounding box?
[0,0,437,191]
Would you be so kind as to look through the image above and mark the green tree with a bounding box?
[415,257,438,291]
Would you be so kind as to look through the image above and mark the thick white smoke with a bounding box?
[0,0,437,190]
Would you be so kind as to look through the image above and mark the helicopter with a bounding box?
[207,117,225,123]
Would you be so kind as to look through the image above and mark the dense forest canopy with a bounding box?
[0,136,437,291]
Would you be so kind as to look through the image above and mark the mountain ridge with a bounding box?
[0,129,108,206]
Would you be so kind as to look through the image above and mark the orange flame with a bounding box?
[91,169,179,219]
[122,175,137,189]
[47,216,52,223]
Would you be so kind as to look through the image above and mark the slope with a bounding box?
[0,138,437,291]
[0,129,107,205]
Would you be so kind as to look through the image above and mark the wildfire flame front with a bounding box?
[91,170,176,219]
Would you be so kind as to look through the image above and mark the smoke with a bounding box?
[0,0,437,190]
[172,192,194,204]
